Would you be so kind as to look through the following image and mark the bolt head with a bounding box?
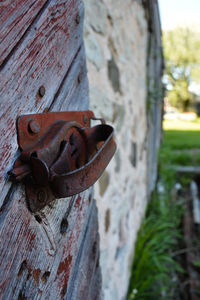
[28,120,40,134]
[37,189,47,203]
[38,86,45,97]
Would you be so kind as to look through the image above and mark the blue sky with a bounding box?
[159,0,200,30]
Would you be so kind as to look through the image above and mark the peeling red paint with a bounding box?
[57,255,72,276]
[32,268,41,285]
[75,195,82,208]
[0,0,47,65]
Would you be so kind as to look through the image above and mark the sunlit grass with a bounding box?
[163,119,200,131]
[163,119,200,149]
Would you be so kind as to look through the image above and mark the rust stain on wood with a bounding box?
[57,255,72,276]
[32,268,41,285]
[75,195,82,209]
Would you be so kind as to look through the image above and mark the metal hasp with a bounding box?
[9,111,116,212]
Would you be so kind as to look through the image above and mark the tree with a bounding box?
[163,27,200,111]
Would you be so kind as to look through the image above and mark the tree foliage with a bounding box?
[163,27,200,111]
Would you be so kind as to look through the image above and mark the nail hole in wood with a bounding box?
[88,195,92,203]
[60,218,68,235]
[41,271,50,283]
[92,241,97,259]
[18,260,27,276]
[96,254,100,269]
[35,215,42,224]
[77,73,82,84]
[61,286,67,297]
[75,13,80,24]
[18,290,27,300]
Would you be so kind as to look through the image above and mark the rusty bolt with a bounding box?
[28,120,40,134]
[83,115,87,124]
[37,189,47,203]
[75,13,80,24]
[38,86,45,97]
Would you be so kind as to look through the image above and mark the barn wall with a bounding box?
[83,0,163,299]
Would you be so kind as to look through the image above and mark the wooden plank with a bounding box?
[0,0,48,66]
[0,1,102,298]
[67,200,102,300]
[0,44,88,209]
[50,46,89,112]
[169,166,200,174]
[0,43,91,298]
[190,181,200,224]
[0,0,84,207]
[0,185,93,298]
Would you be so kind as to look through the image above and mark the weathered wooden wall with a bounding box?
[143,0,164,198]
[0,1,101,299]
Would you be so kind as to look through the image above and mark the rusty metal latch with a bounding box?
[9,111,116,212]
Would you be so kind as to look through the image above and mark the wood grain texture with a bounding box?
[0,0,84,207]
[67,201,102,300]
[0,0,102,298]
[0,0,48,66]
[0,43,97,296]
[0,185,93,298]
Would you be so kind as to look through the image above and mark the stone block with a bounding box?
[99,170,110,197]
[84,0,107,35]
[113,103,125,132]
[107,55,121,93]
[85,33,103,70]
[89,87,114,121]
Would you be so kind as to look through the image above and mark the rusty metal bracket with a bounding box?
[9,111,116,212]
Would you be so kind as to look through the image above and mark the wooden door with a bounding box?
[0,1,101,299]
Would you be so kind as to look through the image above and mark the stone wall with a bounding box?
[83,0,163,299]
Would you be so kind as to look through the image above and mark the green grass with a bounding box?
[169,151,200,166]
[127,119,200,300]
[163,131,200,150]
[127,147,184,300]
[163,119,200,150]
[127,193,184,300]
[159,147,200,166]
